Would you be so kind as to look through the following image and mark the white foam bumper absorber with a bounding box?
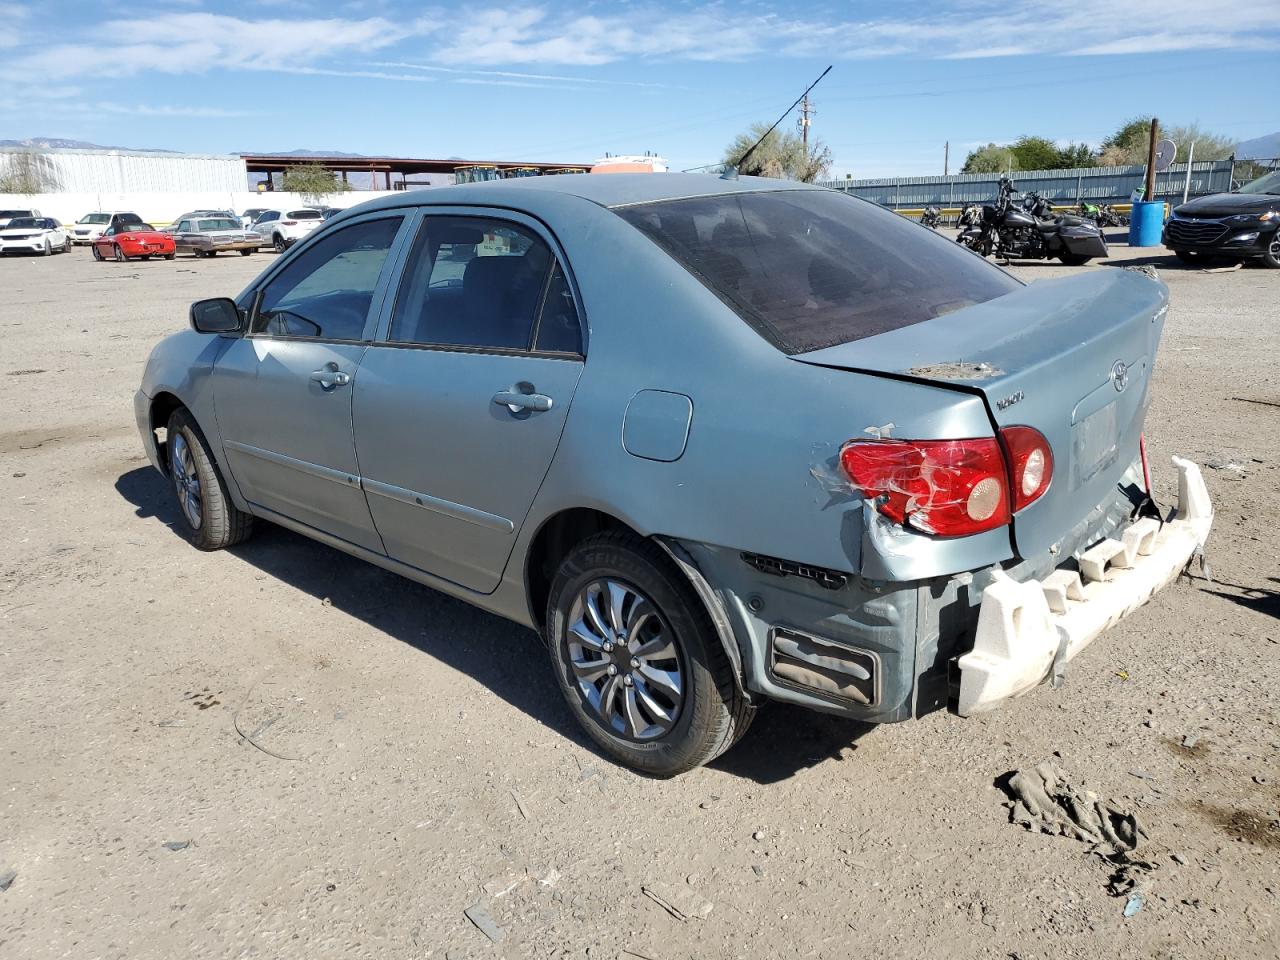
[956,456,1213,716]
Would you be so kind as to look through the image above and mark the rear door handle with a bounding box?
[310,362,351,390]
[492,390,553,413]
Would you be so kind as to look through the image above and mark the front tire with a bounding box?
[1263,231,1280,270]
[41,240,51,256]
[113,244,127,262]
[1174,250,1204,265]
[165,408,254,551]
[240,248,252,256]
[546,532,752,776]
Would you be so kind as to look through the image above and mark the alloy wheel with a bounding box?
[565,578,685,741]
[170,432,203,529]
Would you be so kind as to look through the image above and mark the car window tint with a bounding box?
[199,218,239,231]
[616,191,1022,354]
[254,217,403,341]
[389,216,555,351]
[178,220,191,231]
[288,210,322,220]
[534,262,582,354]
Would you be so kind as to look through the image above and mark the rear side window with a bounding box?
[389,215,578,353]
[616,190,1021,354]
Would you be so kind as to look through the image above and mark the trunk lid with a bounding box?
[793,269,1167,558]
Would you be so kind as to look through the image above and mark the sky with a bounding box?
[0,0,1276,178]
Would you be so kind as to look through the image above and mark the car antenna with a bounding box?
[722,65,832,181]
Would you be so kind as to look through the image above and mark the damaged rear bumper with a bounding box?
[955,456,1212,716]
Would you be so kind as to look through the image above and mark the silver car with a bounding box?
[170,215,263,258]
[134,174,1213,775]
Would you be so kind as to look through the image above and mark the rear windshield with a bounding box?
[288,209,322,220]
[616,190,1021,354]
[198,218,240,231]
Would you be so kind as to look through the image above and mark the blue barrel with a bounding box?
[1128,200,1166,247]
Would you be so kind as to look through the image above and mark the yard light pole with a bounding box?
[1182,140,1196,205]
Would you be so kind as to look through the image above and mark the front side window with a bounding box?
[253,217,403,341]
[389,216,576,352]
[616,190,1021,354]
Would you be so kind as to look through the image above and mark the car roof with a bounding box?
[357,172,821,213]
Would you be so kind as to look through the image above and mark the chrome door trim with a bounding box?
[223,439,361,488]
[362,477,516,534]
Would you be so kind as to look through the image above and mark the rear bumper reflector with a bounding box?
[955,456,1213,716]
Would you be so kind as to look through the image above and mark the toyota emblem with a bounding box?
[1111,360,1129,392]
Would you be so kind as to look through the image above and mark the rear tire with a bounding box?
[1058,252,1090,266]
[92,245,103,261]
[165,408,254,551]
[164,253,175,260]
[546,532,753,776]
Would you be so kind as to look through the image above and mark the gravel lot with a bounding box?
[1,237,1277,960]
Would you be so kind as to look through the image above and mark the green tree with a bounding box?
[723,122,832,182]
[961,143,1018,174]
[1008,136,1062,171]
[1055,142,1096,168]
[0,150,61,194]
[1163,123,1236,162]
[280,162,346,205]
[1097,117,1155,166]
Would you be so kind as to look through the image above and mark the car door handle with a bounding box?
[310,363,351,390]
[492,390,553,413]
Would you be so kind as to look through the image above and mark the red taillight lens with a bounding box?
[840,438,1011,536]
[1000,425,1053,511]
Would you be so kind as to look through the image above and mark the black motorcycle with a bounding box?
[920,205,942,229]
[957,177,1108,265]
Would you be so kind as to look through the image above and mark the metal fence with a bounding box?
[816,158,1277,211]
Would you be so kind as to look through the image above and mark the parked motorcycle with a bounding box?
[1078,201,1129,227]
[1022,191,1056,219]
[955,203,984,250]
[956,177,1108,265]
[920,205,942,229]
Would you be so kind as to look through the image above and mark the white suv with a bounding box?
[249,208,324,252]
[69,211,143,244]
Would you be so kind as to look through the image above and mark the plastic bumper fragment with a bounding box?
[956,456,1212,716]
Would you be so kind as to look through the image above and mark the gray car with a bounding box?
[134,174,1213,775]
[170,215,263,257]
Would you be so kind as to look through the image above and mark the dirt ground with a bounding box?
[1,236,1277,960]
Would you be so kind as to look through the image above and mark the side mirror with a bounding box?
[190,297,243,334]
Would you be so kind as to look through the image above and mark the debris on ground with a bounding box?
[511,789,531,821]
[162,840,192,851]
[1124,890,1145,917]
[463,902,505,944]
[1000,761,1156,903]
[640,884,714,922]
[0,869,16,891]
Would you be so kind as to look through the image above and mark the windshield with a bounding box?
[5,218,39,229]
[79,213,111,224]
[0,210,32,219]
[288,209,322,220]
[1238,170,1280,195]
[198,218,241,231]
[616,189,1021,354]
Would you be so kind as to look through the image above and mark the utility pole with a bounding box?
[798,94,814,148]
[1144,117,1159,201]
[944,140,949,176]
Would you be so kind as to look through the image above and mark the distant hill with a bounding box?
[0,137,177,152]
[1237,131,1280,161]
[242,149,368,158]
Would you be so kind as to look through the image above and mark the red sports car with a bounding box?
[92,222,176,262]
